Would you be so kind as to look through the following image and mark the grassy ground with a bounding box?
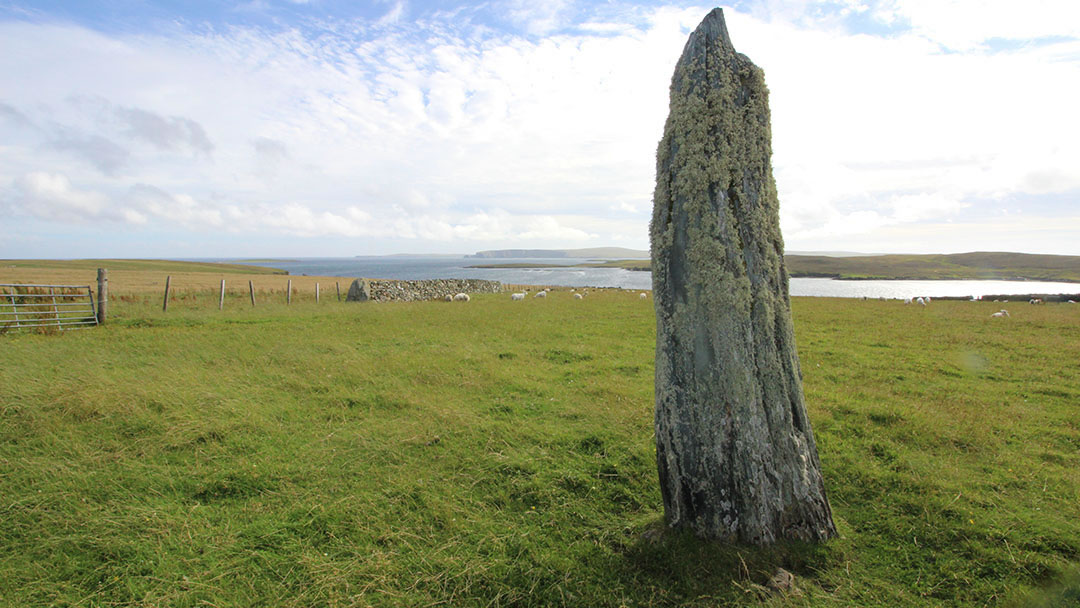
[1,274,1079,606]
[1,259,353,307]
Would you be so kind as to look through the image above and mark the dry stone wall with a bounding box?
[364,279,501,302]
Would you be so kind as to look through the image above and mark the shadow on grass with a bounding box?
[1007,567,1080,608]
[613,518,842,605]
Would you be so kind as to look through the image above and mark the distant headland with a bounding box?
[468,251,1080,283]
[465,247,649,259]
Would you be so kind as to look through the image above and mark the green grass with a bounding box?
[1,293,1078,606]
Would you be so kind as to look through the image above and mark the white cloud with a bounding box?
[1,2,1078,256]
[376,1,406,27]
[878,0,1080,51]
[8,171,146,224]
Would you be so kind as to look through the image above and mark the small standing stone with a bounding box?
[345,279,371,302]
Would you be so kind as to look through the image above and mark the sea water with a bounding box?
[200,257,1079,299]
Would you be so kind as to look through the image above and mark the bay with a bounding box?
[200,257,1080,299]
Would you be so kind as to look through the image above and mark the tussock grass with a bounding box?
[1,288,1078,606]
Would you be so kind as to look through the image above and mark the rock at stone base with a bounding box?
[345,279,370,302]
[768,568,799,595]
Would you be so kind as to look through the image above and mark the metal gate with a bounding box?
[1,284,98,332]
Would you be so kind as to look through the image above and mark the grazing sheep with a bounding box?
[904,297,912,304]
[574,293,583,300]
[639,292,648,300]
[916,297,926,306]
[925,296,932,304]
[1069,300,1076,304]
[534,291,547,298]
[453,293,470,302]
[444,294,453,302]
[990,309,1010,318]
[511,292,525,301]
[1029,298,1044,305]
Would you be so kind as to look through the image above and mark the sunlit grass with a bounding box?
[1,288,1078,606]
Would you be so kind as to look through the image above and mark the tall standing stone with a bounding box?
[650,8,836,544]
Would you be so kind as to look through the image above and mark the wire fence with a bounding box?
[1,283,98,333]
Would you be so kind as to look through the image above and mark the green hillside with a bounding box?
[583,252,1080,282]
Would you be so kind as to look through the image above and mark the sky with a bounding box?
[1,0,1078,258]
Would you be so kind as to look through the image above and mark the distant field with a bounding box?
[518,252,1080,282]
[1,262,1078,606]
[1,259,354,302]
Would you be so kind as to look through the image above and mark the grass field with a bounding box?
[549,252,1080,283]
[1,259,354,309]
[1,263,1079,606]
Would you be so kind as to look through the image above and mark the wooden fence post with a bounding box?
[316,282,320,303]
[249,281,256,307]
[97,268,108,324]
[336,282,341,301]
[287,279,292,305]
[162,275,171,312]
[219,279,225,310]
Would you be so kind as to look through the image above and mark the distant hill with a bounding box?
[467,247,649,259]
[786,251,1080,282]
[492,251,1080,283]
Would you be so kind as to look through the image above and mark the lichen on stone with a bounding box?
[650,7,837,544]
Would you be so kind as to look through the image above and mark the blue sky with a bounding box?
[2,0,1078,258]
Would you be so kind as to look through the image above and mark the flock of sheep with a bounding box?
[443,288,651,303]
[445,291,1071,319]
[901,294,1071,318]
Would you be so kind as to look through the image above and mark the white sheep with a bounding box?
[916,297,926,306]
[1029,298,1044,305]
[511,292,525,301]
[443,294,453,302]
[534,291,547,298]
[925,296,932,304]
[990,309,1010,318]
[453,293,470,302]
[904,297,912,304]
[573,293,583,300]
[639,292,648,300]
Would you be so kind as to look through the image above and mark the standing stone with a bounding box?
[345,279,370,302]
[650,8,836,544]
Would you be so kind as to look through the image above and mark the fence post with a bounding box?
[287,279,292,305]
[162,275,171,312]
[50,287,61,330]
[97,268,108,325]
[336,282,341,301]
[9,287,20,328]
[316,282,320,303]
[219,279,226,310]
[249,281,256,307]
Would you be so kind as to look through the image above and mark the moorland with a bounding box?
[1,260,1078,606]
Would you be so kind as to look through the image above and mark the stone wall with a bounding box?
[365,279,502,302]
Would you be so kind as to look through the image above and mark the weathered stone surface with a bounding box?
[345,278,371,302]
[650,8,836,544]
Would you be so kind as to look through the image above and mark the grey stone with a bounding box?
[345,278,370,302]
[650,8,837,544]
